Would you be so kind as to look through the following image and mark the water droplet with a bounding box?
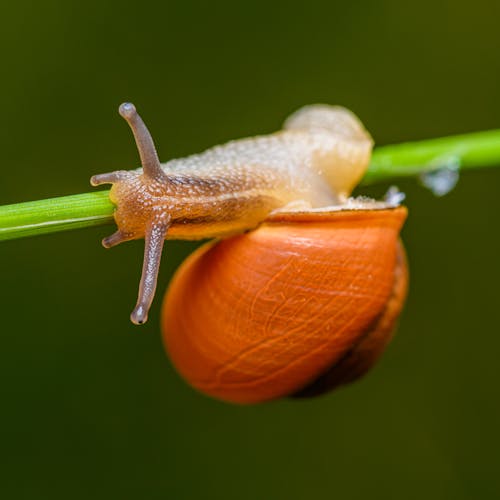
[385,186,405,206]
[419,156,460,197]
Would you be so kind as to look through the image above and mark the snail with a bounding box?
[91,103,408,403]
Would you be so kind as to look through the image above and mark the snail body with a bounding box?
[91,103,373,324]
[91,103,408,403]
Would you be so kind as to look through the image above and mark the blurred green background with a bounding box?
[1,0,500,498]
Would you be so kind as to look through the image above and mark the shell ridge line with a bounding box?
[208,241,392,388]
[209,226,380,382]
[198,234,397,390]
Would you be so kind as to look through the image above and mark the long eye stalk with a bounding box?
[118,102,168,183]
[131,216,170,325]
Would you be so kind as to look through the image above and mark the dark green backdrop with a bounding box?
[1,1,500,498]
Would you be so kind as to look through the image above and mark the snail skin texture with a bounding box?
[92,103,408,403]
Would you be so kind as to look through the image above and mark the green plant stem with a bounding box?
[0,192,114,241]
[363,129,500,183]
[1,129,500,242]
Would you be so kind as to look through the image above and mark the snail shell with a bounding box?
[162,206,408,404]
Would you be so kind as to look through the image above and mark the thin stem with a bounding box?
[1,128,500,242]
[0,191,114,241]
[364,129,500,183]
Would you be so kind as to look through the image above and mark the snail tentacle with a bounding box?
[90,171,128,186]
[118,102,168,183]
[130,215,171,325]
[101,230,131,249]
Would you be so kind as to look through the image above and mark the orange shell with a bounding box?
[161,207,408,404]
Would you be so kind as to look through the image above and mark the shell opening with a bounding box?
[269,187,405,218]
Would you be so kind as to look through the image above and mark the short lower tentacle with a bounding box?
[90,171,127,186]
[102,230,130,248]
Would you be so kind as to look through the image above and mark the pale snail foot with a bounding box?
[91,102,170,325]
[270,200,313,214]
